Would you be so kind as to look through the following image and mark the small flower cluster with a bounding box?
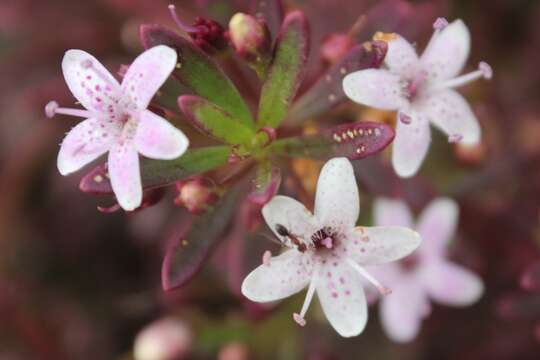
[45,4,489,341]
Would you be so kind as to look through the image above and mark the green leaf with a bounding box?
[248,160,281,204]
[162,185,244,290]
[269,122,394,160]
[178,95,255,146]
[140,24,254,129]
[257,11,309,128]
[80,146,231,194]
[287,41,387,125]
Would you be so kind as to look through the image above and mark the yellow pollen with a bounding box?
[373,32,398,42]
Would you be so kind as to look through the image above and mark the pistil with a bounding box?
[293,270,319,327]
[432,61,493,91]
[45,101,94,119]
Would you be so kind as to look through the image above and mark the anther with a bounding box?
[45,101,59,118]
[478,61,493,79]
[448,134,463,143]
[399,112,412,124]
[433,17,449,31]
[293,313,306,326]
[262,250,272,266]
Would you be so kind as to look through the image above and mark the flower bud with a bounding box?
[228,13,271,76]
[218,342,249,360]
[133,318,192,360]
[174,178,219,214]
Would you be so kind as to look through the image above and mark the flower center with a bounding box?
[311,227,337,250]
[404,70,428,101]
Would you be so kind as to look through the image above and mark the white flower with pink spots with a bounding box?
[46,46,188,210]
[241,158,421,337]
[371,197,484,342]
[343,18,492,177]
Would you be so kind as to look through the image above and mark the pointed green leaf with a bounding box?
[248,161,281,205]
[162,185,244,290]
[257,11,309,128]
[269,122,394,160]
[287,41,387,125]
[80,146,231,194]
[140,24,254,129]
[178,95,255,146]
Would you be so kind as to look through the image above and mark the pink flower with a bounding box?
[343,19,492,177]
[371,197,484,342]
[241,158,421,337]
[46,46,189,210]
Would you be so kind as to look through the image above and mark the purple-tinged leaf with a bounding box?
[287,41,387,125]
[178,95,255,146]
[162,186,244,290]
[248,161,281,205]
[269,121,394,160]
[257,11,310,128]
[251,0,284,39]
[79,146,231,194]
[140,24,254,129]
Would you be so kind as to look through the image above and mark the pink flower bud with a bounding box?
[133,318,192,360]
[320,33,353,64]
[228,13,270,60]
[174,178,219,214]
[218,342,249,360]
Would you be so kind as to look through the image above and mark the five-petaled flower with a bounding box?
[45,46,189,210]
[343,18,492,177]
[241,157,422,337]
[370,197,484,342]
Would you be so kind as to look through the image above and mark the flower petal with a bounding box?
[134,110,189,160]
[121,45,178,110]
[380,276,428,342]
[62,50,121,113]
[384,36,420,78]
[57,118,119,175]
[373,197,413,228]
[421,260,483,306]
[314,158,359,232]
[416,197,458,258]
[343,69,408,111]
[345,226,421,266]
[420,19,470,82]
[419,90,481,144]
[262,195,320,248]
[241,250,313,302]
[392,110,431,178]
[108,143,142,211]
[317,261,368,337]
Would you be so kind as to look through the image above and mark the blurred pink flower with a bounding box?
[372,197,484,342]
[133,317,192,360]
[343,18,492,177]
[241,158,421,337]
[46,46,188,210]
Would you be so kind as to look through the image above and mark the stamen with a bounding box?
[321,237,333,249]
[433,17,449,31]
[423,17,449,57]
[168,4,199,33]
[347,259,391,295]
[293,270,319,327]
[262,250,272,266]
[432,61,493,91]
[45,101,94,119]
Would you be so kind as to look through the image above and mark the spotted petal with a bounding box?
[343,69,408,111]
[62,50,121,113]
[121,45,177,110]
[420,19,470,82]
[380,276,428,342]
[392,110,431,178]
[241,250,313,302]
[314,157,359,231]
[421,260,483,306]
[346,226,421,266]
[419,90,481,144]
[262,195,320,248]
[373,197,413,228]
[108,142,142,211]
[57,118,119,175]
[384,36,420,78]
[317,261,368,337]
[134,110,189,160]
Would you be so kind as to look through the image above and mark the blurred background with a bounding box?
[1,0,540,359]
